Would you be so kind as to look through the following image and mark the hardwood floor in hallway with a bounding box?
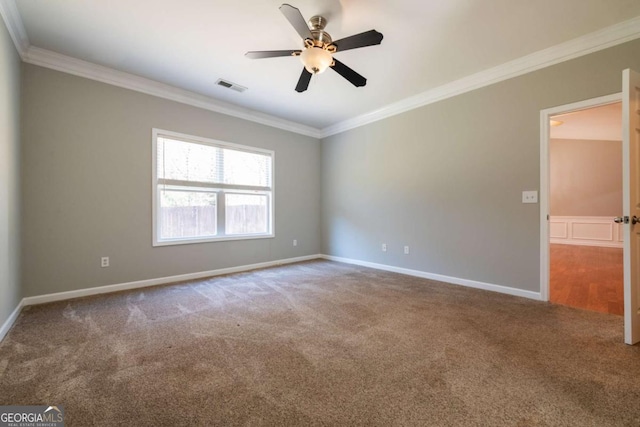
[550,244,623,315]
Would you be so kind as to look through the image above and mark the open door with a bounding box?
[622,69,640,345]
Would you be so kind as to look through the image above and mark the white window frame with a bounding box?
[152,128,275,246]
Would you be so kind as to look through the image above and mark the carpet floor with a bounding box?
[1,260,639,426]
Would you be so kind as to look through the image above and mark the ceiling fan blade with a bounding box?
[295,68,312,92]
[245,50,301,59]
[280,4,312,40]
[331,59,366,87]
[334,30,383,52]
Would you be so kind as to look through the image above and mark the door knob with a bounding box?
[614,216,638,224]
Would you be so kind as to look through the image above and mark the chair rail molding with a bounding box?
[550,216,623,248]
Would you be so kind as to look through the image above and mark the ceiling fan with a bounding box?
[245,4,383,93]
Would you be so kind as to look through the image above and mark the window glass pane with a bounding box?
[225,193,268,235]
[222,149,272,187]
[154,131,274,245]
[157,137,220,183]
[160,189,217,239]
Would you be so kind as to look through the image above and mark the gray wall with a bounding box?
[321,39,640,293]
[550,138,622,216]
[0,20,21,324]
[21,64,321,297]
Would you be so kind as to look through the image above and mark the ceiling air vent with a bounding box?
[215,79,247,93]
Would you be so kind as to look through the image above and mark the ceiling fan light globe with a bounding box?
[300,47,333,74]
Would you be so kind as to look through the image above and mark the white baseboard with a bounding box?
[320,254,542,301]
[2,252,541,343]
[550,216,623,248]
[0,255,320,343]
[22,254,322,307]
[0,301,24,343]
[549,239,622,248]
[0,254,322,343]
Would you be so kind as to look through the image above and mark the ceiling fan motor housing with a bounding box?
[307,15,336,52]
[245,4,383,92]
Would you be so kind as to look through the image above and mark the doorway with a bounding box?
[548,102,623,314]
[541,71,640,345]
[539,93,623,303]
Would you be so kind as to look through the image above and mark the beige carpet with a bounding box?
[1,260,639,426]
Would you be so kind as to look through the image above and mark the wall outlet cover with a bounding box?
[522,191,538,204]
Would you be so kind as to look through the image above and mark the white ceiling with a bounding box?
[9,0,640,130]
[551,102,622,141]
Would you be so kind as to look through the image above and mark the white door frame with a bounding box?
[539,93,622,301]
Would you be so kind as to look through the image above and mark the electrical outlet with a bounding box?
[404,246,410,255]
[382,243,387,252]
[293,239,297,247]
[101,257,109,268]
[522,191,538,204]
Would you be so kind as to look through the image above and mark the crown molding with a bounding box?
[2,1,639,140]
[320,15,640,138]
[0,0,28,58]
[0,0,322,138]
[22,47,323,138]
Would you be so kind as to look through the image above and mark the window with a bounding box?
[152,129,274,246]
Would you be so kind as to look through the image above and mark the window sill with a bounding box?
[153,233,275,247]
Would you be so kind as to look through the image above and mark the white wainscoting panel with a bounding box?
[550,216,623,248]
[550,221,568,239]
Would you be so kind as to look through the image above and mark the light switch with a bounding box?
[522,191,538,204]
